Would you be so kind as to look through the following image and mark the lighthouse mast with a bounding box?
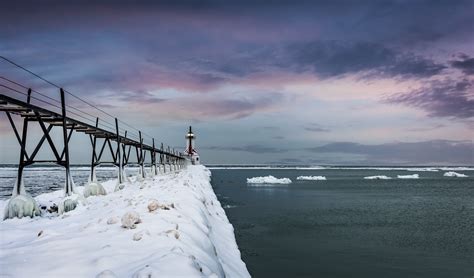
[186,126,194,155]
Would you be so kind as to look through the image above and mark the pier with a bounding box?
[0,56,187,218]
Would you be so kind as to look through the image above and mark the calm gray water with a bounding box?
[210,167,474,278]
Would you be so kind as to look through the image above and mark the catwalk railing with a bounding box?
[0,57,187,217]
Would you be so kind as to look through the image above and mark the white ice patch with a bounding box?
[443,171,468,177]
[397,174,419,179]
[364,175,392,180]
[246,176,292,184]
[296,176,326,181]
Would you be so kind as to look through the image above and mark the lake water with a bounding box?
[1,165,473,277]
[209,167,474,278]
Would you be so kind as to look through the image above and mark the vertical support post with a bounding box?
[115,118,123,184]
[15,88,32,195]
[60,88,72,196]
[139,131,145,179]
[90,117,99,183]
[161,143,166,173]
[152,138,157,176]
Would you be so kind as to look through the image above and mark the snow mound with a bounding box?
[364,175,392,180]
[296,176,326,181]
[397,174,419,179]
[246,176,292,184]
[121,211,141,229]
[443,171,468,177]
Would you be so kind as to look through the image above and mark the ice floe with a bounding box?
[443,171,468,177]
[397,174,419,179]
[364,175,392,180]
[246,176,292,184]
[296,176,327,180]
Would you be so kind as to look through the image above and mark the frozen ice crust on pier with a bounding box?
[0,165,250,278]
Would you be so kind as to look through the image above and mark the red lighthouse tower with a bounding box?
[185,126,200,164]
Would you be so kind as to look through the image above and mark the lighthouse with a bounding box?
[185,126,200,165]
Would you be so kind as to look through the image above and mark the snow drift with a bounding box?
[0,165,250,277]
[397,174,419,179]
[364,175,392,180]
[246,176,292,184]
[296,176,326,181]
[443,171,468,177]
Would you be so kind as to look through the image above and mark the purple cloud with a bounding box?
[385,79,474,119]
[450,53,474,75]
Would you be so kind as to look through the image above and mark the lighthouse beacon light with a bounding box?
[185,126,200,165]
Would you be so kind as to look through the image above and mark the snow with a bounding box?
[443,171,468,177]
[246,175,292,184]
[364,175,392,180]
[0,165,250,278]
[397,174,419,179]
[296,176,327,180]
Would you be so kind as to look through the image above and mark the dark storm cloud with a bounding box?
[450,53,474,75]
[286,41,446,78]
[385,79,474,119]
[307,140,474,165]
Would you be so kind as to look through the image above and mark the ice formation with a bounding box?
[364,175,392,180]
[246,175,292,184]
[3,194,41,220]
[297,176,327,180]
[397,174,419,179]
[3,177,41,220]
[443,171,468,177]
[83,169,107,198]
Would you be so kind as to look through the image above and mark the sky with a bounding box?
[0,0,473,165]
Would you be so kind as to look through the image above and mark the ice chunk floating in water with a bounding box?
[297,176,326,181]
[247,176,292,184]
[364,175,392,180]
[397,174,419,179]
[443,171,468,177]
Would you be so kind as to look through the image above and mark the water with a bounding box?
[210,167,474,277]
[0,165,140,199]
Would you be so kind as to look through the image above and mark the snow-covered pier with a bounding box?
[0,59,187,219]
[0,165,250,277]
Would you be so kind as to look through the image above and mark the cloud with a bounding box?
[307,140,474,165]
[204,144,288,154]
[450,53,474,75]
[286,41,446,79]
[385,79,474,119]
[304,123,330,132]
[406,124,445,132]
